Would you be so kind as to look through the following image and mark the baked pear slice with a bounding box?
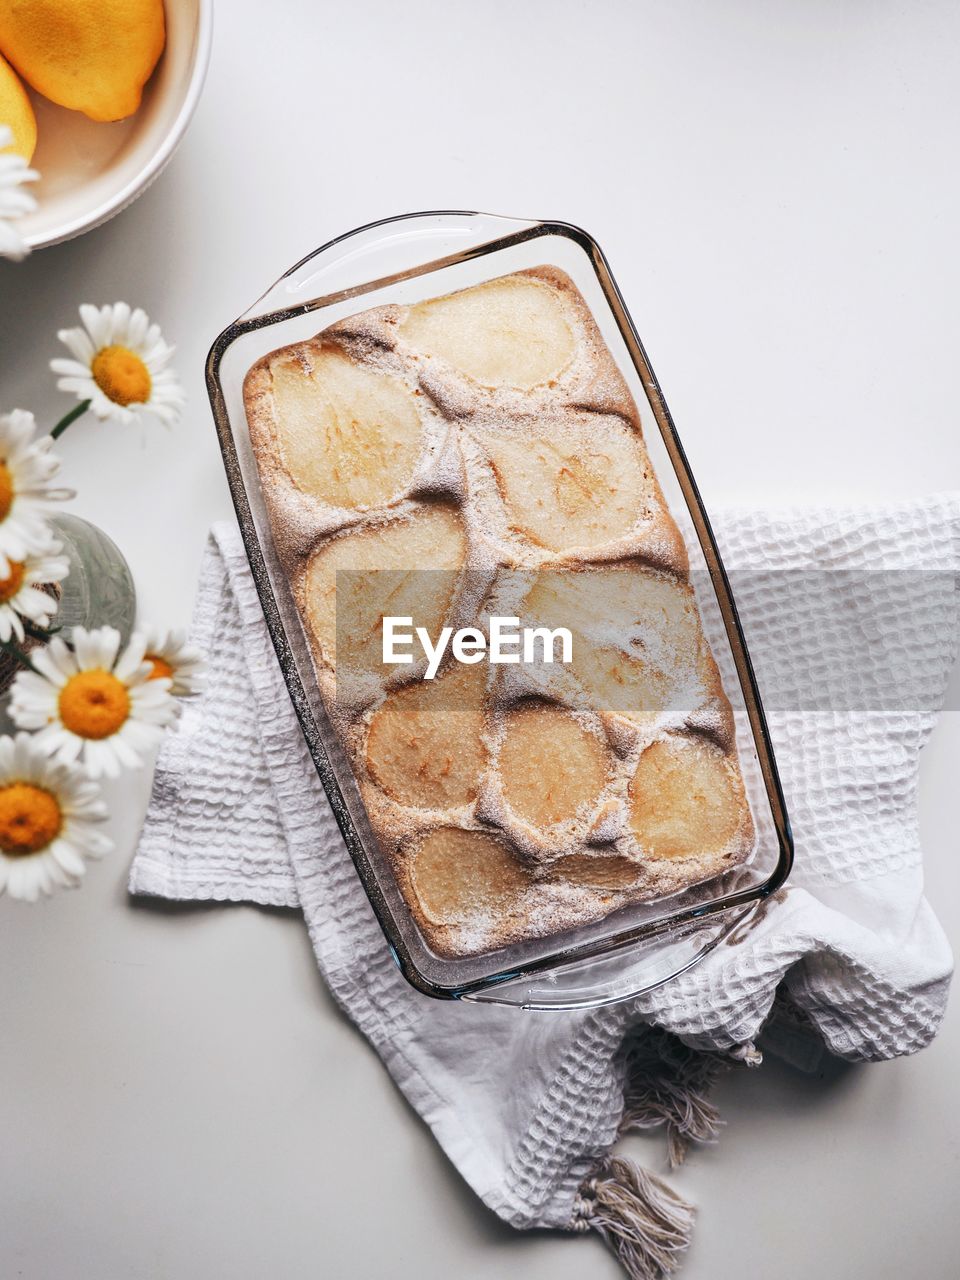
[548,854,641,892]
[409,827,531,925]
[269,347,423,508]
[400,275,575,391]
[479,416,655,552]
[521,565,706,722]
[499,701,610,828]
[302,503,466,674]
[628,736,751,861]
[366,664,486,810]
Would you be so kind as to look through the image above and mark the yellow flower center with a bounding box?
[91,345,152,407]
[0,461,13,521]
[59,669,131,739]
[0,560,25,603]
[145,654,174,680]
[0,783,63,857]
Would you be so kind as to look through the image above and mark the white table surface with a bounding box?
[1,2,959,1276]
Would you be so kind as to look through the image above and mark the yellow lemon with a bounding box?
[0,0,165,123]
[0,50,36,159]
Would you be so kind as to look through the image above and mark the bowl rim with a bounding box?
[24,0,214,250]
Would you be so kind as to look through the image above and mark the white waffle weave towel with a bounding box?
[130,495,960,1274]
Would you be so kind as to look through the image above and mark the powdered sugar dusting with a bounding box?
[243,267,754,959]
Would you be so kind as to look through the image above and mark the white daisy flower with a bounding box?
[141,626,205,696]
[0,125,38,262]
[51,303,185,427]
[0,541,69,642]
[10,626,180,779]
[0,732,112,903]
[0,409,70,575]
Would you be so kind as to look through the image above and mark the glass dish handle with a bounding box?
[240,211,540,322]
[460,905,755,1010]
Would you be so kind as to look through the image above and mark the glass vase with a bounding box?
[48,513,137,643]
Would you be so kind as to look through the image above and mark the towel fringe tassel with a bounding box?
[573,1155,695,1280]
[618,1026,748,1167]
[572,1028,761,1278]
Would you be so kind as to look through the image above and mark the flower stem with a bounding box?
[0,636,36,673]
[50,399,91,440]
[22,619,60,644]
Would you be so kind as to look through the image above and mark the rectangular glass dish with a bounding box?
[206,211,793,1009]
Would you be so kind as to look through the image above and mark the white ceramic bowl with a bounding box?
[17,0,213,250]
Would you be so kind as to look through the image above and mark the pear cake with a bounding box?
[243,268,755,959]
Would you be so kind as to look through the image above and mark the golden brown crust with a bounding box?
[244,268,755,960]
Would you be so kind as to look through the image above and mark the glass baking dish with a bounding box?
[205,211,793,1009]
